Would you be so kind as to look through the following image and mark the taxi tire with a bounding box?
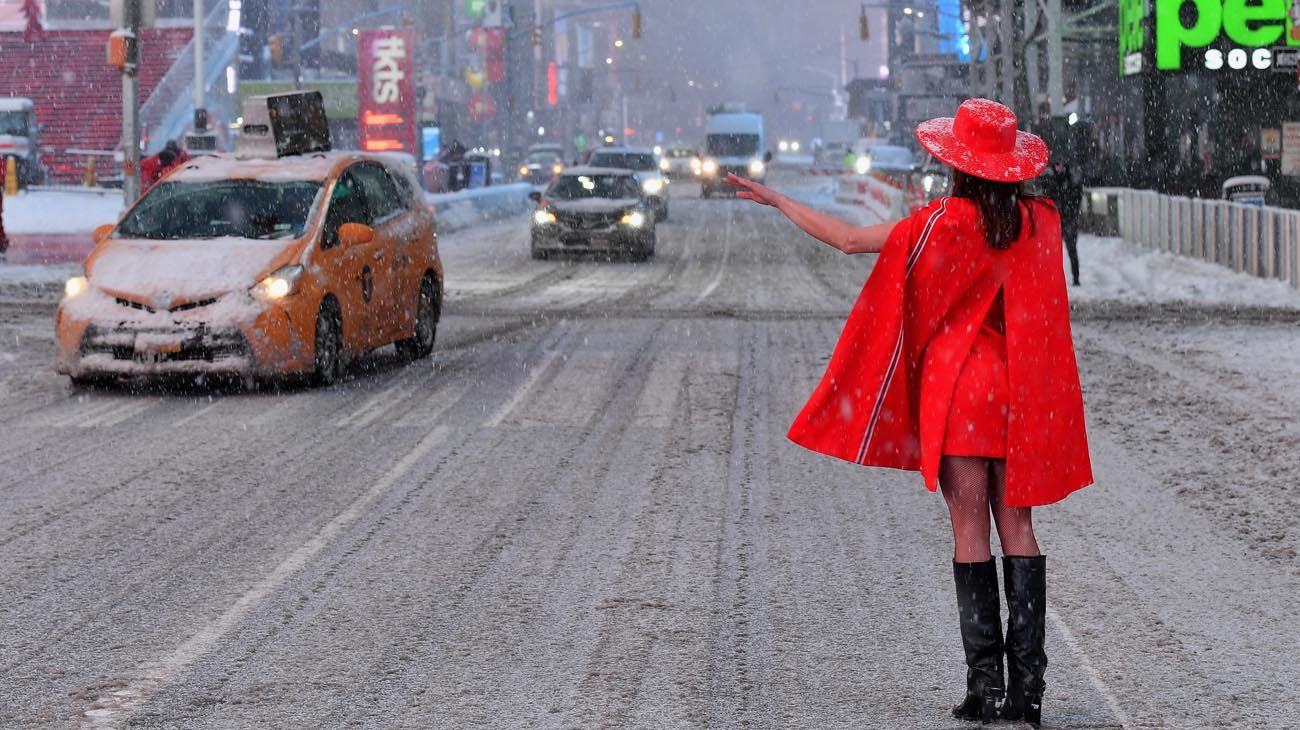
[312,299,344,387]
[397,276,440,361]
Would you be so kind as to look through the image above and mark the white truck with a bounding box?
[814,118,862,167]
[698,111,770,198]
[0,98,43,186]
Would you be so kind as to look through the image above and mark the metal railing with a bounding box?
[138,2,240,155]
[1083,187,1300,290]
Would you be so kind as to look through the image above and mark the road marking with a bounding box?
[84,400,154,428]
[695,202,733,304]
[482,349,561,428]
[1047,605,1132,729]
[172,399,223,428]
[48,399,127,429]
[394,380,472,428]
[78,425,452,727]
[336,382,410,428]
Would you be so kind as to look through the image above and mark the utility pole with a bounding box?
[187,0,216,151]
[290,0,302,90]
[120,0,142,204]
[1045,0,1064,117]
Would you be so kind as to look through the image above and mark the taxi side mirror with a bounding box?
[92,223,115,244]
[338,222,374,246]
[528,190,542,203]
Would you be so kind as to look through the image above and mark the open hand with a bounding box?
[728,174,782,207]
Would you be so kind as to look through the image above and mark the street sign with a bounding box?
[465,0,485,19]
[359,29,417,154]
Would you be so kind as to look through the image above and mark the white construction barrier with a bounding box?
[1085,187,1300,289]
[835,174,911,220]
[427,183,534,233]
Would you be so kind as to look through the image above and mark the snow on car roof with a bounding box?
[560,166,636,176]
[589,146,655,155]
[167,151,370,183]
[0,97,33,111]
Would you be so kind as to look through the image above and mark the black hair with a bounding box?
[950,168,1035,250]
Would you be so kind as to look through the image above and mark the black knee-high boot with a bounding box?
[1001,555,1047,726]
[951,559,1005,723]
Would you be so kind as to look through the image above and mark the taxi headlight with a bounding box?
[690,157,703,172]
[621,211,646,228]
[519,165,531,177]
[748,159,765,175]
[642,177,664,194]
[702,159,718,175]
[778,141,790,152]
[64,275,89,299]
[533,209,558,226]
[251,264,304,301]
[659,158,671,171]
[854,156,872,175]
[552,163,564,175]
[791,141,801,152]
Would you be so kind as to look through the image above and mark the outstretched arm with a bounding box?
[728,173,900,254]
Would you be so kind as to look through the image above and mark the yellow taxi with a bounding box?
[55,92,443,386]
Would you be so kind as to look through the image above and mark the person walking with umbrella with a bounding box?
[730,98,1092,726]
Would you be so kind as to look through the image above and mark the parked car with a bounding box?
[585,146,670,221]
[528,167,656,261]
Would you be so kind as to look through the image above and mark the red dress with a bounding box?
[786,196,1092,507]
[942,292,1008,458]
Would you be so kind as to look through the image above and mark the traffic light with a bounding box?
[268,34,283,65]
[532,24,543,47]
[632,8,641,38]
[859,5,869,41]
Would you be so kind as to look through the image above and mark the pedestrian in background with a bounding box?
[141,139,189,189]
[731,98,1092,727]
[1042,160,1083,286]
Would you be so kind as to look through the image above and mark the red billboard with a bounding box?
[358,29,416,154]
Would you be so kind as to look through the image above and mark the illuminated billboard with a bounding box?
[1121,0,1300,76]
[359,29,416,154]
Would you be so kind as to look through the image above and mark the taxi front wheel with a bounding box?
[313,299,344,387]
[397,275,440,361]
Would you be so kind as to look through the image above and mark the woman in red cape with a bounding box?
[731,98,1091,726]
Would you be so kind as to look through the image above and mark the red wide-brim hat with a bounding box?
[915,98,1049,183]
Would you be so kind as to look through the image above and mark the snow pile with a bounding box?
[428,183,533,232]
[1071,235,1300,309]
[4,189,124,234]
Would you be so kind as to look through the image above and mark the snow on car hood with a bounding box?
[88,237,291,308]
[551,198,639,213]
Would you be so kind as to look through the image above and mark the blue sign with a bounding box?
[421,126,441,163]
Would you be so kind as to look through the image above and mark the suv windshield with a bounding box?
[588,152,657,171]
[707,134,760,157]
[0,111,28,137]
[117,180,323,240]
[549,174,640,200]
[526,152,561,165]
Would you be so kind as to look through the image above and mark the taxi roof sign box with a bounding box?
[235,91,332,159]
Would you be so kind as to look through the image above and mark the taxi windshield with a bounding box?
[117,180,323,240]
[549,174,639,200]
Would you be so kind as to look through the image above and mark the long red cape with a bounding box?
[787,196,1092,507]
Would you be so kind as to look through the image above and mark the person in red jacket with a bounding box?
[731,98,1091,727]
[140,139,190,189]
[0,158,8,259]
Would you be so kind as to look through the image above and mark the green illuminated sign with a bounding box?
[1119,0,1147,75]
[1143,0,1300,73]
[465,0,485,18]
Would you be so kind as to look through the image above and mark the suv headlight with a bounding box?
[702,159,718,175]
[251,264,305,301]
[621,211,646,228]
[748,159,765,175]
[642,177,664,194]
[533,209,558,226]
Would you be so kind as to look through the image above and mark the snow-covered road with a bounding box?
[0,177,1297,728]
